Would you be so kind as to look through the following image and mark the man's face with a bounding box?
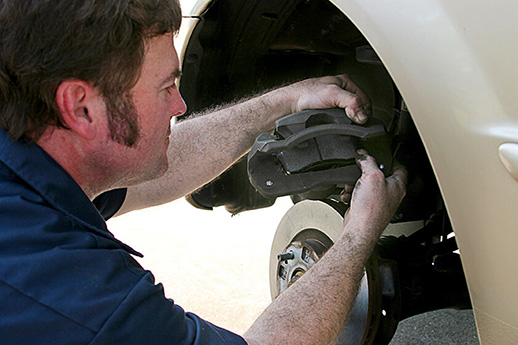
[102,33,186,186]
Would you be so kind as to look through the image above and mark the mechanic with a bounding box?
[0,1,407,344]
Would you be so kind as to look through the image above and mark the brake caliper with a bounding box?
[248,108,392,199]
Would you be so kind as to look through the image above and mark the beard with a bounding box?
[102,91,169,186]
[104,92,140,147]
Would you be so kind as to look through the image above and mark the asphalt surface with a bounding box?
[390,309,479,344]
[109,197,480,344]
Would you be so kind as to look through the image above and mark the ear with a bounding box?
[55,80,104,140]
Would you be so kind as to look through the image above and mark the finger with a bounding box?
[345,104,369,125]
[340,190,351,204]
[332,89,369,124]
[356,150,383,177]
[340,184,354,201]
[343,184,354,193]
[334,75,372,123]
[335,74,372,114]
[388,162,408,187]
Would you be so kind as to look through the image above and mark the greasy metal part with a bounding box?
[270,200,343,299]
[277,252,295,262]
[185,157,275,214]
[277,240,328,293]
[248,108,392,199]
[377,212,471,320]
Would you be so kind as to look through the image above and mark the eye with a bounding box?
[165,83,177,95]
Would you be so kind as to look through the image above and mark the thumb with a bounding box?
[356,149,380,177]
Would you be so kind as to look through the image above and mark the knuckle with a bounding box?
[349,95,361,107]
[336,74,350,85]
[362,154,377,165]
[364,169,384,183]
[372,169,385,180]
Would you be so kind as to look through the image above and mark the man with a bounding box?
[0,0,406,344]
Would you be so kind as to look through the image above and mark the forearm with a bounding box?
[244,154,407,345]
[117,88,294,214]
[116,74,371,215]
[244,218,381,345]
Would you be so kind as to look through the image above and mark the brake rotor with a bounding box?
[270,200,383,345]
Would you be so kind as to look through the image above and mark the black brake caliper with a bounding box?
[248,108,392,199]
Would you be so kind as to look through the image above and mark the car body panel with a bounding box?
[178,0,210,17]
[176,0,518,342]
[175,17,199,71]
[326,1,518,342]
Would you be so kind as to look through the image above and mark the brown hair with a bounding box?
[0,0,182,141]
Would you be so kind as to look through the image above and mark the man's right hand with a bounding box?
[245,149,407,345]
[341,149,408,234]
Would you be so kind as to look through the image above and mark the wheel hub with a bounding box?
[277,239,328,293]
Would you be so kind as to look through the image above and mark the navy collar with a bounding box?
[0,129,142,257]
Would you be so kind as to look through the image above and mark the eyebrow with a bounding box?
[160,68,182,87]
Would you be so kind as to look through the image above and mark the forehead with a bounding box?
[136,33,180,88]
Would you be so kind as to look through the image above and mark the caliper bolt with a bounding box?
[277,252,295,262]
[265,179,274,187]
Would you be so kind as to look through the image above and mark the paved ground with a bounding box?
[108,197,479,343]
[390,309,479,344]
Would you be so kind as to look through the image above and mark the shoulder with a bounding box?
[0,171,141,341]
[0,162,70,232]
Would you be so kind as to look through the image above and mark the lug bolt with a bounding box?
[277,252,295,262]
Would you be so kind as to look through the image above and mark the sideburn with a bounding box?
[105,92,140,147]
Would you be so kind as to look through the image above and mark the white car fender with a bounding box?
[176,0,518,342]
[328,1,518,342]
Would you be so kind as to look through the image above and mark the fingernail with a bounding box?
[356,150,367,161]
[357,111,368,123]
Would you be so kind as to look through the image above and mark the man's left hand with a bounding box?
[285,74,372,124]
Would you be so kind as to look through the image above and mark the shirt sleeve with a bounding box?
[92,188,127,220]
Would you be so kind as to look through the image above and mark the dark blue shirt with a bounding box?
[0,129,247,345]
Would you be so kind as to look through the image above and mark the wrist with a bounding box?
[259,85,299,128]
[342,214,386,246]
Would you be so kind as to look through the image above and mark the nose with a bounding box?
[170,87,187,118]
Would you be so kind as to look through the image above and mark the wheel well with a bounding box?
[181,0,440,221]
[181,0,393,120]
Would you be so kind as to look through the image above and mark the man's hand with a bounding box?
[118,74,373,215]
[244,151,407,345]
[341,149,408,233]
[285,74,372,124]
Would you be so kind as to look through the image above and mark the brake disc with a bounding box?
[270,200,384,345]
